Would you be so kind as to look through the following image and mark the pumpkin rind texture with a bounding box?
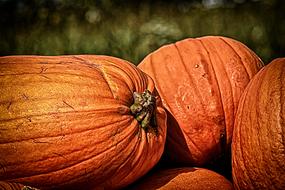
[232,58,285,190]
[129,167,234,190]
[0,55,167,189]
[0,181,24,190]
[138,36,263,165]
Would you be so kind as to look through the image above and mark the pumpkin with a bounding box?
[0,181,23,190]
[0,55,167,189]
[232,58,285,190]
[0,181,38,190]
[138,36,263,166]
[129,167,234,190]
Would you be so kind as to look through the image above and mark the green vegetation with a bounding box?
[0,0,284,64]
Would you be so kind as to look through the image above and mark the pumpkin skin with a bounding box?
[0,55,167,189]
[138,36,263,165]
[0,181,24,190]
[232,58,285,190]
[0,181,38,190]
[129,167,234,190]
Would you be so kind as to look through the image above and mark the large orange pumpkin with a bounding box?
[0,55,167,189]
[138,36,263,165]
[129,167,234,190]
[232,58,285,190]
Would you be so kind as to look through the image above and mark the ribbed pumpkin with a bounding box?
[138,36,263,165]
[0,181,37,190]
[0,181,23,190]
[232,58,285,190]
[129,167,234,190]
[0,55,167,189]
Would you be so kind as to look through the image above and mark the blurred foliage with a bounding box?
[0,0,284,64]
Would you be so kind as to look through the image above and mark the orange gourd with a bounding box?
[138,36,263,165]
[0,181,23,190]
[232,58,285,190]
[0,55,167,189]
[129,167,234,190]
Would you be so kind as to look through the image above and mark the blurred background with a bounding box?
[0,0,284,65]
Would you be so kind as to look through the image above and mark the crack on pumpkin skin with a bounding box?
[22,94,29,100]
[39,74,51,80]
[39,67,48,74]
[52,152,68,161]
[130,90,158,135]
[62,100,75,110]
[6,101,12,110]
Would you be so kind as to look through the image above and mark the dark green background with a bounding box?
[0,0,284,65]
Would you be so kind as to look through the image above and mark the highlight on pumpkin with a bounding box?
[128,167,234,190]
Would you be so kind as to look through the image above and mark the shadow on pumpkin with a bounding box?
[159,109,194,167]
[156,110,232,181]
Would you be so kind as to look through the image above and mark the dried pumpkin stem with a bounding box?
[130,90,157,132]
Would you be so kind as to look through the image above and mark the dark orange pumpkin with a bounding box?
[129,167,234,190]
[0,55,167,189]
[0,181,23,190]
[0,181,37,190]
[138,36,263,165]
[232,58,285,190]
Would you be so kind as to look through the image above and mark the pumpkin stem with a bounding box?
[130,90,157,134]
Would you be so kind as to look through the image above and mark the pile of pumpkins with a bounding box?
[0,36,284,190]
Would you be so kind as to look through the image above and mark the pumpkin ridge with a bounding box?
[59,122,141,188]
[101,62,135,93]
[2,127,133,173]
[0,75,106,89]
[93,57,144,93]
[198,38,224,112]
[255,69,268,176]
[271,62,285,165]
[173,42,206,114]
[71,55,113,73]
[101,122,142,186]
[280,79,285,149]
[219,37,264,77]
[0,72,102,80]
[111,125,151,187]
[3,118,137,181]
[208,37,238,146]
[233,78,255,188]
[148,54,167,107]
[218,37,250,80]
[198,39,227,150]
[0,116,131,145]
[0,106,124,123]
[149,52,176,112]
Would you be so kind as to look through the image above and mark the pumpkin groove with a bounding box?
[0,55,167,189]
[138,36,263,165]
